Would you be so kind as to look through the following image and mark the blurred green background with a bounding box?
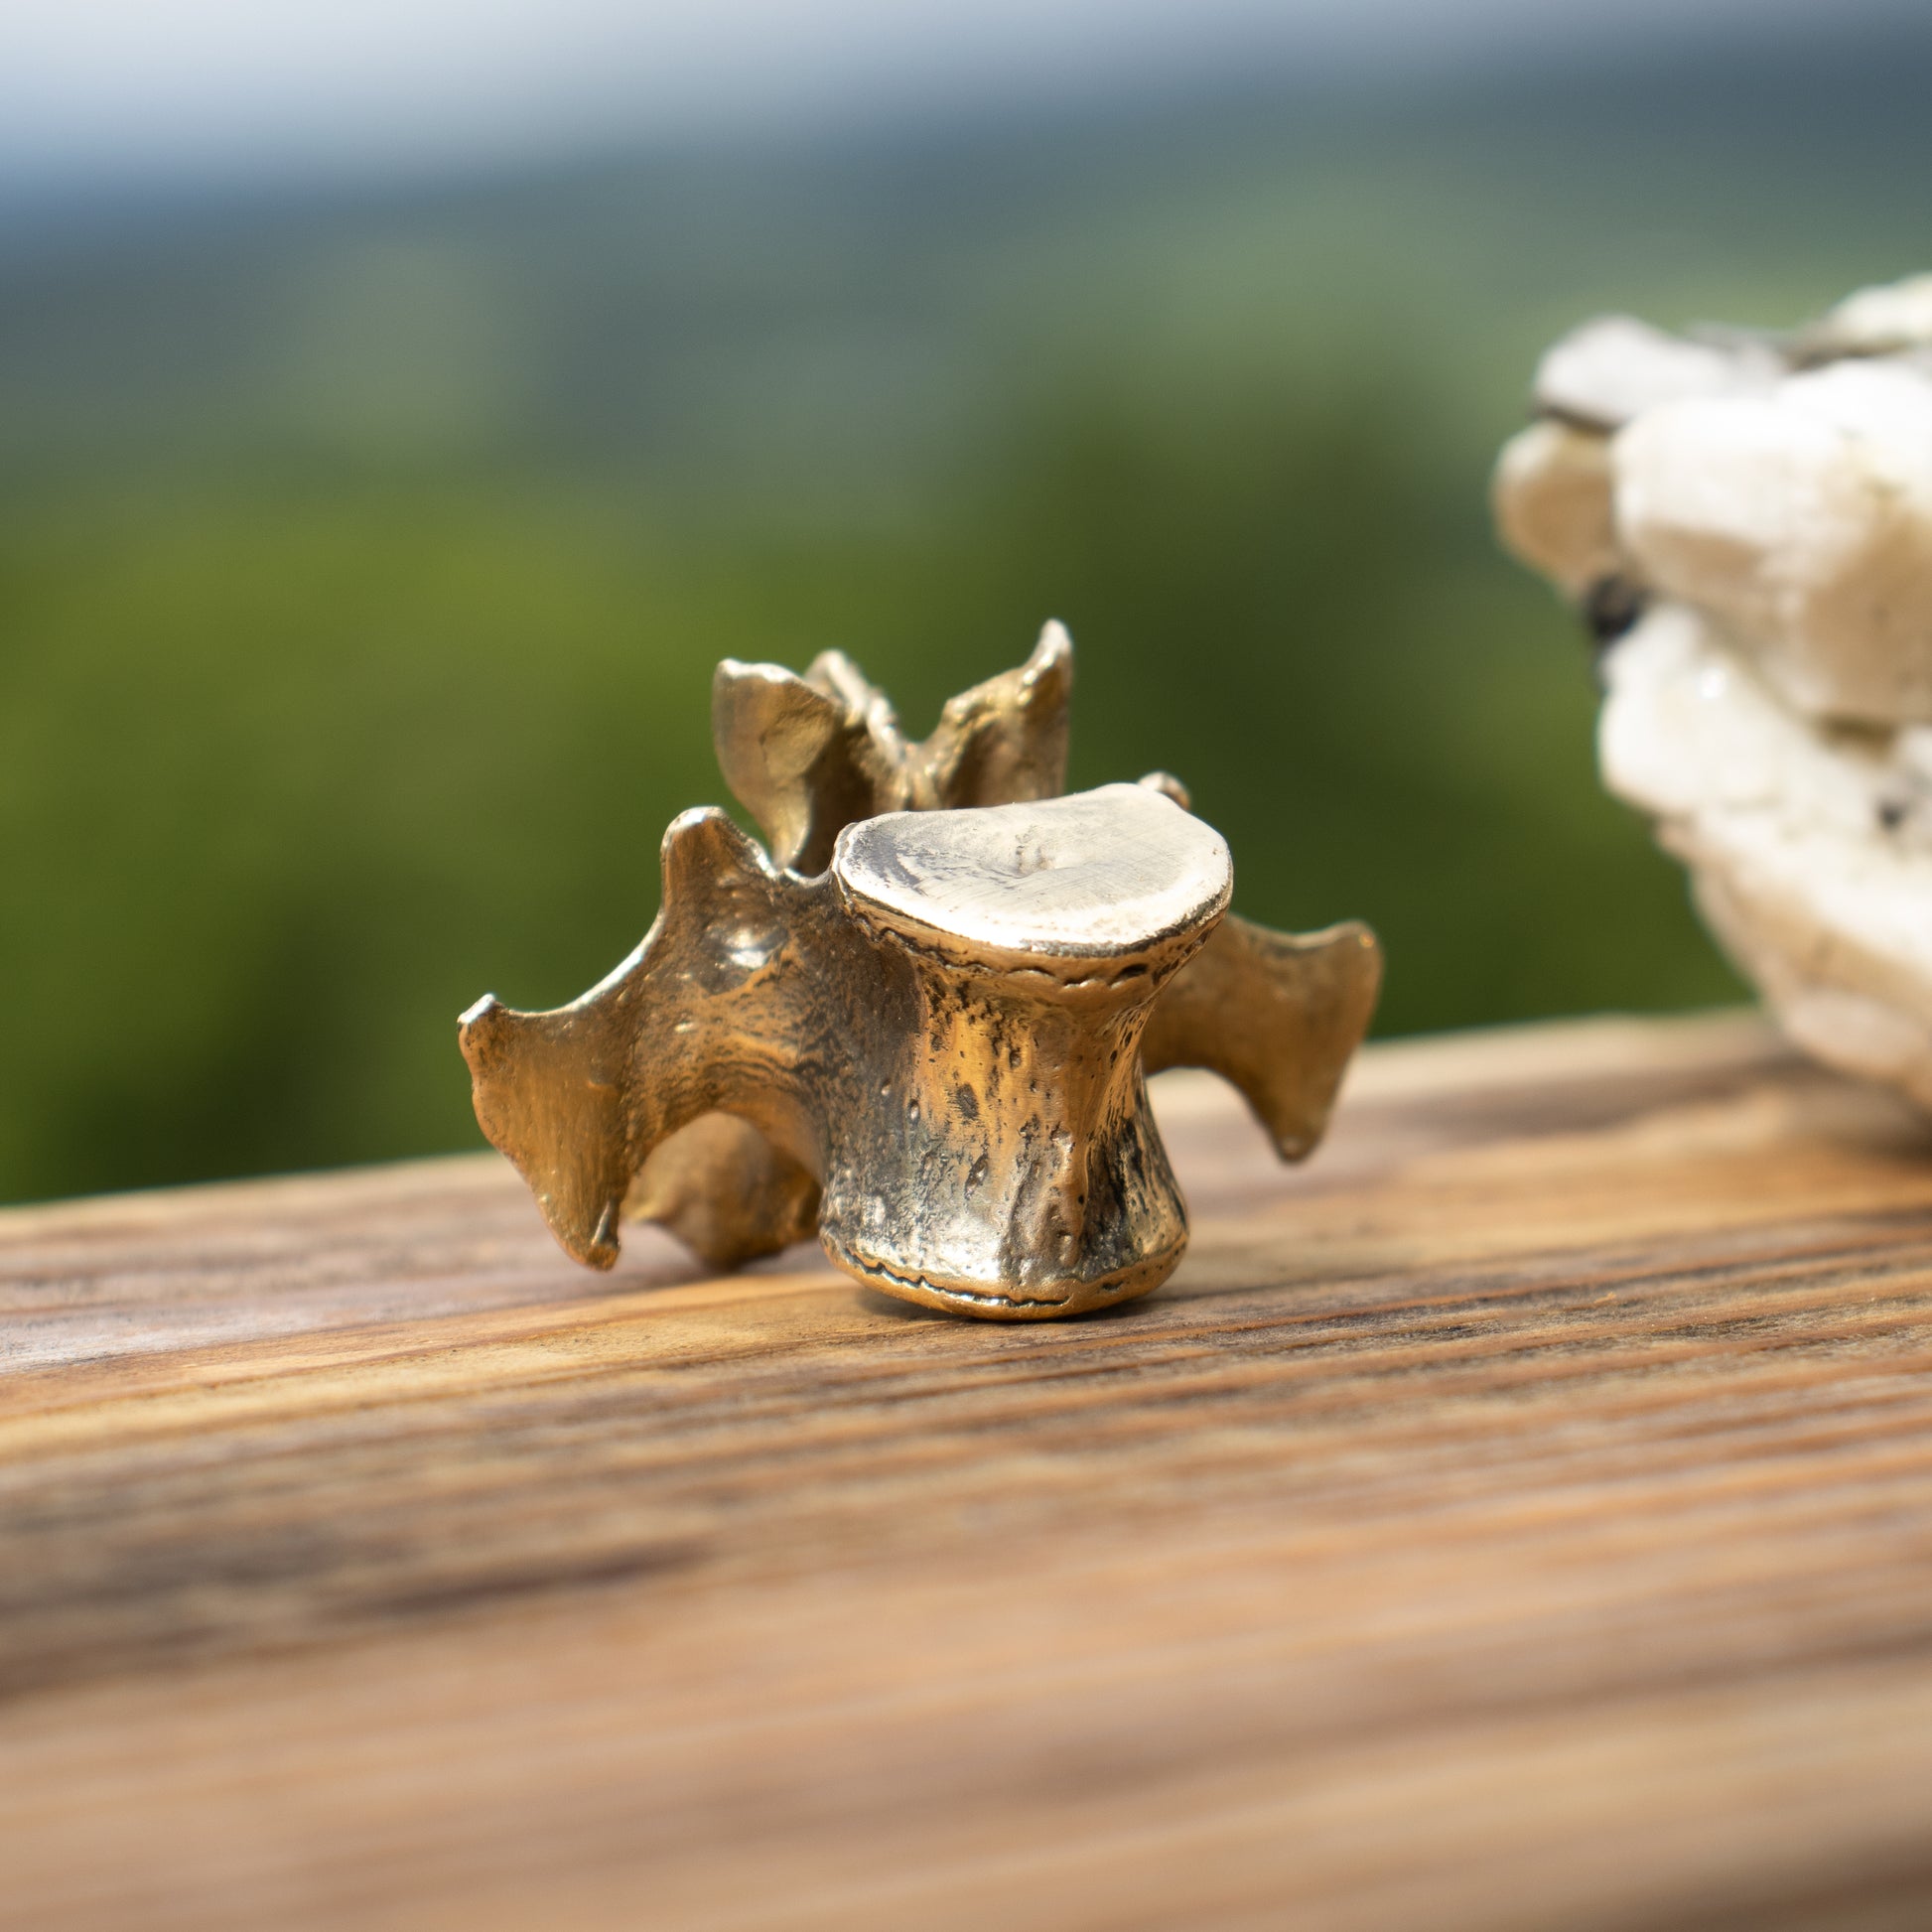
[4,20,1929,1203]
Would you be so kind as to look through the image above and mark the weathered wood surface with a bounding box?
[6,1011,1932,1931]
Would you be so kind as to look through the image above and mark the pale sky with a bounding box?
[0,0,1912,187]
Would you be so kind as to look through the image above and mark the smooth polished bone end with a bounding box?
[821,784,1230,1316]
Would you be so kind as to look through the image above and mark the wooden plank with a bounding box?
[4,1011,1932,1931]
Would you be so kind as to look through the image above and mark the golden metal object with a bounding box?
[461,628,1381,1318]
[618,624,1071,1270]
[1139,905,1384,1161]
[467,786,1216,1315]
[712,623,1072,874]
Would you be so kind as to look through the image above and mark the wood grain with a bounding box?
[5,1011,1932,1931]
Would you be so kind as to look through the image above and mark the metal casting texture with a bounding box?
[461,625,1382,1318]
[468,785,1232,1316]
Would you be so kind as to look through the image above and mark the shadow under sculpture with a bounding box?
[461,626,1381,1319]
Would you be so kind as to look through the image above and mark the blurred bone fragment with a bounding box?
[1797,272,1932,360]
[1495,272,1932,1114]
[1615,360,1932,726]
[1597,604,1932,1110]
[1532,314,1780,432]
[1492,419,1621,596]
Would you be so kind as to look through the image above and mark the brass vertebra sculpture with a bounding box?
[461,627,1379,1318]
